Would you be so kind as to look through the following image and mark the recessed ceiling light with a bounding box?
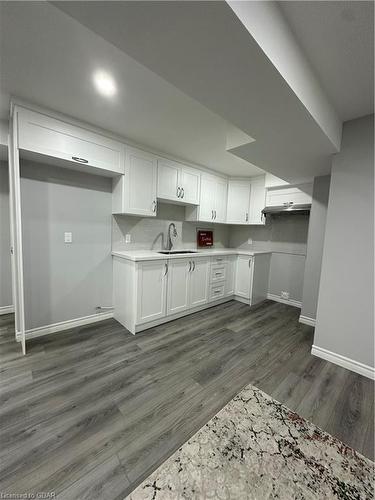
[93,70,117,97]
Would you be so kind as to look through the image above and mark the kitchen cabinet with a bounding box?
[266,183,312,207]
[189,257,210,307]
[167,259,190,315]
[235,255,253,299]
[137,260,168,324]
[186,173,227,223]
[112,146,158,216]
[249,176,266,225]
[226,180,251,224]
[17,107,124,175]
[225,256,236,296]
[157,158,200,205]
[234,253,271,305]
[167,256,209,312]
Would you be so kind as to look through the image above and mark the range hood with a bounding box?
[262,203,311,216]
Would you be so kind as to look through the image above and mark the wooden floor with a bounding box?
[0,300,373,499]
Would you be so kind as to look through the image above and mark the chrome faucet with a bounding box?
[167,223,177,251]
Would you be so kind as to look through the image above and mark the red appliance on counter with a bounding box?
[197,230,213,247]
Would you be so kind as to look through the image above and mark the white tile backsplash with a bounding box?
[112,202,230,251]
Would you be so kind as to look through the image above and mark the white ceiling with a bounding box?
[279,1,374,122]
[0,2,264,177]
[52,0,339,181]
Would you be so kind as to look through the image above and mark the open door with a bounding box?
[8,104,26,354]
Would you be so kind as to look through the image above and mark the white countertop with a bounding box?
[111,248,271,262]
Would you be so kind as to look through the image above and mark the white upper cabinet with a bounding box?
[266,183,313,207]
[157,159,200,205]
[226,180,251,224]
[179,166,200,205]
[17,107,124,175]
[188,173,227,223]
[249,176,266,225]
[113,146,157,216]
[226,176,266,225]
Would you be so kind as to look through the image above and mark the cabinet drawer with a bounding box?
[210,264,226,283]
[17,108,124,174]
[209,283,225,301]
[211,256,226,265]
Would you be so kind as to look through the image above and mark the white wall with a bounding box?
[20,161,113,331]
[229,213,309,303]
[314,115,374,371]
[301,175,330,320]
[0,162,13,311]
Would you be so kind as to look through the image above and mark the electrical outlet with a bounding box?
[64,232,72,243]
[247,238,253,245]
[281,291,290,300]
[125,234,131,244]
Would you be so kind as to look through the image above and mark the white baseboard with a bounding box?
[311,345,375,380]
[0,305,14,315]
[15,312,114,342]
[267,293,302,308]
[299,315,316,327]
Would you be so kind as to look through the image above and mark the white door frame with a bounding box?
[8,103,26,354]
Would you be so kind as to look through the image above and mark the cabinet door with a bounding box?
[124,147,157,216]
[266,184,312,207]
[189,258,209,307]
[137,260,167,324]
[249,177,266,225]
[199,175,216,221]
[225,256,236,296]
[167,259,190,315]
[226,180,251,224]
[179,167,200,205]
[18,107,124,174]
[235,255,252,299]
[157,159,180,202]
[214,177,228,223]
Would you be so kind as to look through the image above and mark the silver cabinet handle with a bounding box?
[214,210,217,220]
[246,212,249,222]
[177,187,181,198]
[192,261,195,271]
[188,261,192,272]
[164,262,168,276]
[72,156,88,163]
[152,200,156,212]
[181,188,184,198]
[248,259,252,268]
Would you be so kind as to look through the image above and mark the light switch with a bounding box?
[125,234,131,244]
[64,232,73,243]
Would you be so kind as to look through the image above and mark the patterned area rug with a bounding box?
[128,384,374,499]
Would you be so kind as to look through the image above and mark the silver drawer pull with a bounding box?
[72,156,88,163]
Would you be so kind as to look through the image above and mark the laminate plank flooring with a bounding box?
[0,300,373,499]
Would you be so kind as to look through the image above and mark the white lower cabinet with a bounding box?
[225,256,236,296]
[235,255,253,299]
[189,257,210,307]
[113,252,270,334]
[167,259,190,315]
[137,260,168,324]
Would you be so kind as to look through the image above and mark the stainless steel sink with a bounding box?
[158,250,198,254]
